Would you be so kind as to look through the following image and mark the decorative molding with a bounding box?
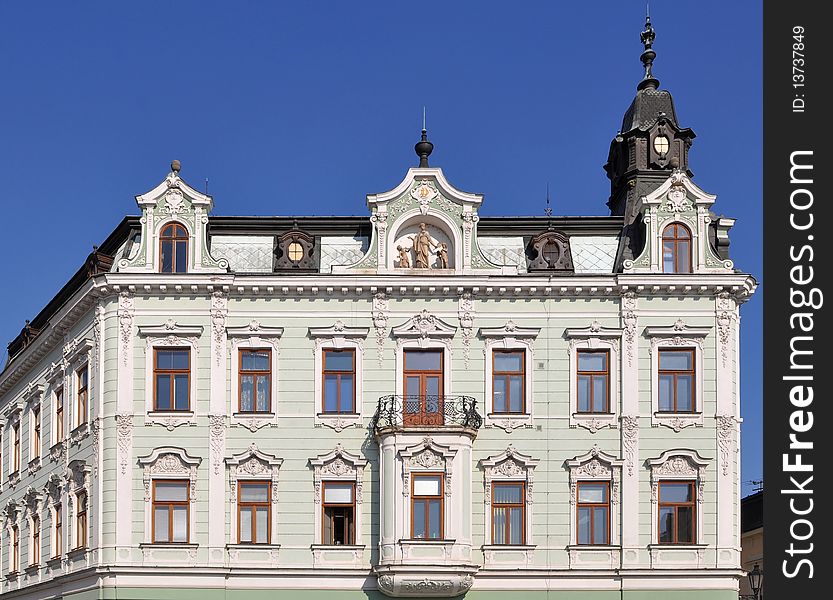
[480,446,538,545]
[565,446,623,546]
[309,444,367,544]
[620,415,639,477]
[209,415,225,475]
[400,438,456,499]
[137,320,204,338]
[210,291,228,367]
[144,413,197,432]
[716,416,736,476]
[118,291,134,367]
[564,322,624,339]
[138,447,201,502]
[372,292,390,368]
[115,414,133,475]
[308,321,370,340]
[647,448,710,546]
[479,321,540,342]
[226,320,284,342]
[644,320,711,340]
[621,292,638,367]
[715,292,736,368]
[392,310,457,341]
[458,293,475,368]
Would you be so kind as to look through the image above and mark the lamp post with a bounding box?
[747,563,763,599]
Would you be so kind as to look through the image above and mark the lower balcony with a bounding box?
[371,395,482,435]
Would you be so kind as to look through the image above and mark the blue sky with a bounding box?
[0,1,762,494]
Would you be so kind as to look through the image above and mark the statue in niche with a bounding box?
[396,245,411,268]
[410,222,438,269]
[436,243,449,269]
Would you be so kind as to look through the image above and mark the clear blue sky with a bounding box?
[0,1,762,494]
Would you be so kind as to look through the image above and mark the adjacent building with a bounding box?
[0,16,755,600]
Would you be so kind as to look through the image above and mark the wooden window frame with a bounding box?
[12,524,19,573]
[237,481,271,544]
[662,223,692,274]
[153,348,191,412]
[76,366,88,427]
[32,407,41,459]
[321,481,356,545]
[31,515,40,565]
[75,491,88,550]
[53,503,62,558]
[152,479,190,544]
[576,481,610,545]
[12,421,20,474]
[657,348,696,413]
[491,350,526,414]
[491,481,526,545]
[657,480,697,544]
[159,222,189,274]
[403,349,445,426]
[576,349,610,414]
[321,348,356,414]
[410,472,444,540]
[238,348,272,413]
[55,389,64,443]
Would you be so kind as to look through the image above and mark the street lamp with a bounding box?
[748,563,763,599]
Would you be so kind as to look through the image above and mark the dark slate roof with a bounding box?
[621,87,680,133]
[741,491,763,532]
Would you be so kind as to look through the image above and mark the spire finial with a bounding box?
[637,8,659,90]
[544,183,553,217]
[414,109,433,168]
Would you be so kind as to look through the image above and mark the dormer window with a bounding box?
[159,222,188,273]
[661,223,691,273]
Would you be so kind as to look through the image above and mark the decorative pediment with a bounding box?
[479,321,540,340]
[641,169,716,210]
[309,444,368,479]
[138,320,204,338]
[308,321,370,340]
[22,382,45,405]
[644,320,711,339]
[565,322,624,339]
[528,230,574,272]
[3,499,19,523]
[565,445,624,482]
[480,446,539,479]
[138,446,201,475]
[227,321,284,350]
[399,437,456,469]
[45,473,64,500]
[647,449,710,481]
[22,487,44,513]
[392,310,457,339]
[63,337,94,365]
[226,444,283,478]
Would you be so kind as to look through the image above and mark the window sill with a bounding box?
[226,543,281,564]
[67,546,87,559]
[648,543,708,568]
[651,412,704,432]
[28,457,42,475]
[567,545,622,569]
[648,543,707,549]
[139,542,197,547]
[24,563,40,574]
[315,412,362,433]
[482,544,536,551]
[49,441,66,462]
[485,412,532,433]
[69,422,90,446]
[311,544,365,566]
[570,412,618,433]
[231,412,277,432]
[4,570,19,581]
[145,412,197,431]
[46,556,62,566]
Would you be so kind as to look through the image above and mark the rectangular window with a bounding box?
[152,480,189,543]
[411,473,443,540]
[577,350,609,413]
[154,349,190,411]
[76,492,88,549]
[54,503,62,558]
[658,349,695,412]
[55,389,64,443]
[31,516,40,565]
[403,350,444,426]
[238,481,271,544]
[12,421,20,474]
[12,525,19,572]
[576,481,610,545]
[492,350,525,414]
[239,349,271,413]
[492,482,525,544]
[658,481,696,544]
[77,366,88,426]
[32,407,41,460]
[322,349,355,414]
[322,482,355,545]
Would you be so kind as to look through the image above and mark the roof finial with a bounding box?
[171,159,181,173]
[414,108,434,168]
[638,7,660,91]
[544,183,553,217]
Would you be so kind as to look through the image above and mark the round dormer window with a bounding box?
[653,135,670,156]
[287,242,304,262]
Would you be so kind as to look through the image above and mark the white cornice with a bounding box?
[479,322,540,339]
[564,322,623,339]
[308,321,369,339]
[226,321,284,339]
[644,321,711,339]
[137,320,204,337]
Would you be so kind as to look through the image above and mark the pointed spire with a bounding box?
[637,8,660,90]
[414,109,434,168]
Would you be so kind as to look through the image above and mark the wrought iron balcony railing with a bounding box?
[371,395,483,433]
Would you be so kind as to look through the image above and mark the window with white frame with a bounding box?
[11,420,21,475]
[480,446,538,550]
[227,321,282,431]
[647,449,709,547]
[645,321,710,431]
[54,388,65,445]
[479,321,539,432]
[75,365,88,428]
[52,501,63,559]
[566,446,623,549]
[67,460,91,552]
[309,322,368,432]
[226,445,282,546]
[310,444,366,549]
[565,322,622,433]
[138,447,201,545]
[31,514,41,566]
[31,406,41,462]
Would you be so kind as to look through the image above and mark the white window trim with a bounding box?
[65,338,94,435]
[45,361,66,449]
[45,474,64,560]
[647,449,709,549]
[309,444,367,563]
[138,447,201,545]
[25,492,43,568]
[4,501,21,574]
[480,322,540,433]
[565,445,623,548]
[66,460,91,551]
[27,402,42,473]
[139,322,203,430]
[480,445,538,552]
[155,217,194,273]
[227,322,283,432]
[309,322,369,432]
[399,437,456,541]
[5,408,22,481]
[565,322,623,433]
[645,321,711,431]
[225,444,282,546]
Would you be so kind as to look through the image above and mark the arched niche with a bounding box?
[388,211,459,271]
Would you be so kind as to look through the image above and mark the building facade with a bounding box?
[0,18,755,600]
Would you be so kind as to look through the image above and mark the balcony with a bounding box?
[371,395,482,434]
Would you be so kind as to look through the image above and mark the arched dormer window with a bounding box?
[661,223,691,273]
[159,222,188,273]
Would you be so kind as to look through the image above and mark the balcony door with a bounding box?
[403,350,444,426]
